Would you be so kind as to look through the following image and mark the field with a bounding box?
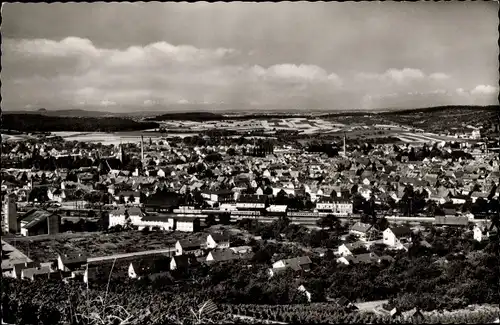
[3,230,208,263]
[50,131,199,145]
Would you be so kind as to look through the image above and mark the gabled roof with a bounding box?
[20,209,60,229]
[22,266,51,279]
[345,253,379,264]
[350,222,373,234]
[208,249,241,262]
[171,255,192,268]
[278,256,312,271]
[59,253,88,265]
[209,232,230,243]
[177,239,202,250]
[130,258,157,276]
[387,226,412,238]
[344,241,366,251]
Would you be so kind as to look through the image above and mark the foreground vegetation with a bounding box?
[2,277,499,325]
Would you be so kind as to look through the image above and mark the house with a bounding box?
[349,222,375,241]
[206,248,253,263]
[269,256,312,277]
[230,246,252,254]
[206,233,230,249]
[141,215,175,231]
[19,209,61,237]
[383,227,412,248]
[108,208,127,228]
[3,260,37,279]
[20,266,52,281]
[337,241,369,256]
[175,217,201,232]
[315,198,353,215]
[201,189,234,203]
[47,188,64,202]
[473,224,490,242]
[236,195,266,210]
[337,252,380,266]
[175,239,203,256]
[128,259,161,279]
[115,191,141,205]
[297,284,312,302]
[57,253,88,272]
[170,255,196,271]
[332,296,358,311]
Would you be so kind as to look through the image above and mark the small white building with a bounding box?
[383,227,412,248]
[297,285,312,302]
[175,217,200,232]
[108,208,127,228]
[206,233,230,249]
[473,224,489,242]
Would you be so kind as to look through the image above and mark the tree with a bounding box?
[206,214,216,227]
[263,187,273,195]
[128,194,136,204]
[316,214,341,232]
[219,213,231,225]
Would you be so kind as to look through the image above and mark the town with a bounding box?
[2,2,499,324]
[2,107,500,324]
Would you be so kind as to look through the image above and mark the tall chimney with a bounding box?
[141,135,144,162]
[343,133,346,157]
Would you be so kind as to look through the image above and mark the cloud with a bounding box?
[357,68,425,84]
[2,36,497,111]
[429,72,450,81]
[100,100,116,107]
[470,84,498,95]
[252,64,342,85]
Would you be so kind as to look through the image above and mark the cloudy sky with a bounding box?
[2,2,499,112]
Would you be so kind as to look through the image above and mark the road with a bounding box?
[87,247,176,264]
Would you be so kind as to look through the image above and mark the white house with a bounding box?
[316,200,353,216]
[337,241,370,257]
[175,217,200,232]
[473,224,489,242]
[206,233,230,249]
[297,285,312,302]
[108,208,127,228]
[349,222,374,241]
[383,227,412,249]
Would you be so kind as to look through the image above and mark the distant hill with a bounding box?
[1,114,160,132]
[378,105,499,116]
[2,109,115,118]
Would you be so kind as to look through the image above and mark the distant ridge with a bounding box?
[377,105,499,115]
[2,109,115,118]
[147,105,498,121]
[3,105,497,119]
[2,114,159,132]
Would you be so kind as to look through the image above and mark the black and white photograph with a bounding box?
[1,2,500,324]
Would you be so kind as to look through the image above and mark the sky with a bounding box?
[2,2,499,112]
